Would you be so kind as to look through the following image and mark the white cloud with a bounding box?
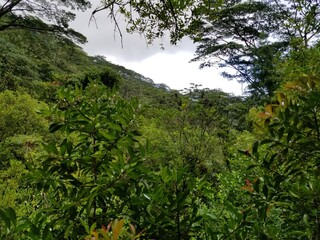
[106,52,245,95]
[70,4,244,95]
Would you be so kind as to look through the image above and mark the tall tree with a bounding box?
[0,0,91,42]
[190,0,287,99]
[191,0,320,99]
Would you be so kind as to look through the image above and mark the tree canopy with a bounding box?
[0,0,91,42]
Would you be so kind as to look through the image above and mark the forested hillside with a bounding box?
[1,0,320,239]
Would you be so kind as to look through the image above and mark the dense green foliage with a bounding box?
[1,3,320,240]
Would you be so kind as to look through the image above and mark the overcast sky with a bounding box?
[70,3,244,95]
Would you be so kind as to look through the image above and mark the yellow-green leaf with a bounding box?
[112,219,124,240]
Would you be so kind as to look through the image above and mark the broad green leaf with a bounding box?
[287,130,294,143]
[252,141,259,154]
[253,178,260,192]
[49,122,64,133]
[278,127,285,140]
[6,208,16,227]
[100,130,117,140]
[0,209,11,229]
[263,184,268,199]
[303,214,309,226]
[43,224,54,240]
[161,167,172,183]
[60,138,68,155]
